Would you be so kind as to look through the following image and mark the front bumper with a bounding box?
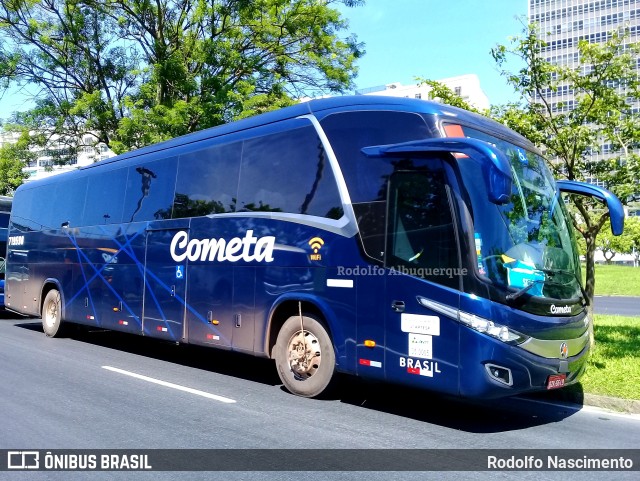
[458,326,590,399]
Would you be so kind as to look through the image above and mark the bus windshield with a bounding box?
[451,125,583,305]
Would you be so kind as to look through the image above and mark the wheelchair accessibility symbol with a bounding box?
[176,266,184,279]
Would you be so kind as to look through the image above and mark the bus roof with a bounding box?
[19,96,537,189]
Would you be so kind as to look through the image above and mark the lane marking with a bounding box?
[102,366,236,404]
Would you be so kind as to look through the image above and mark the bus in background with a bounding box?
[0,195,12,307]
[4,96,624,399]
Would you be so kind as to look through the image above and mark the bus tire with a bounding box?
[42,289,64,337]
[274,314,336,398]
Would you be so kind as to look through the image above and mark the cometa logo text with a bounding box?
[170,230,276,263]
[550,304,571,314]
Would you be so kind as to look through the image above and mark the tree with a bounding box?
[596,220,632,263]
[489,23,640,303]
[0,127,32,194]
[0,0,364,157]
[620,216,640,266]
[415,77,487,115]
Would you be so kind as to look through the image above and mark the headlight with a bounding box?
[417,296,529,345]
[458,311,529,344]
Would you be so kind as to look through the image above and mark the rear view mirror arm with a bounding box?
[362,137,513,204]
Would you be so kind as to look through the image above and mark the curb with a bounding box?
[582,393,640,414]
[528,390,640,415]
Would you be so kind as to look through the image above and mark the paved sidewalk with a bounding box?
[581,393,640,414]
[527,389,640,415]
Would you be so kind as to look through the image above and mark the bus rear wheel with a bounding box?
[274,314,336,398]
[42,289,64,337]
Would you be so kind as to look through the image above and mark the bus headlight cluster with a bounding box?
[458,311,529,345]
[416,296,529,345]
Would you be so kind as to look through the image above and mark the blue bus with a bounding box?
[0,195,12,306]
[5,96,624,399]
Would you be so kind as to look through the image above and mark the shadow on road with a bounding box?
[336,377,584,433]
[12,318,582,433]
[14,319,281,386]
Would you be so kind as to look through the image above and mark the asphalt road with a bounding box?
[593,296,640,316]
[1,315,639,481]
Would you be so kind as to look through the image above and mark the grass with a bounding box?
[572,265,640,401]
[574,314,640,400]
[582,263,640,296]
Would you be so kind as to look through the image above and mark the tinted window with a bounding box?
[0,212,10,229]
[0,199,11,214]
[386,166,459,288]
[83,168,127,225]
[0,212,9,267]
[123,157,177,222]
[53,177,88,228]
[320,111,432,203]
[173,141,242,218]
[237,123,342,219]
[10,187,37,231]
[354,201,386,261]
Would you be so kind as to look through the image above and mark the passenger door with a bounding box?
[383,165,461,396]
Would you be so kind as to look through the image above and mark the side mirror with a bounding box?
[556,180,625,236]
[362,137,513,204]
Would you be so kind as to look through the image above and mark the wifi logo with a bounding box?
[308,237,324,261]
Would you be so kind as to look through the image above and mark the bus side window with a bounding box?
[0,210,9,272]
[353,201,386,262]
[386,167,459,288]
[52,177,88,228]
[83,168,127,226]
[320,110,434,261]
[320,111,433,203]
[123,157,178,222]
[237,124,342,219]
[173,141,242,218]
[11,184,47,232]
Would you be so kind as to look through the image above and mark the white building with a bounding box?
[0,130,21,148]
[529,0,640,218]
[355,74,491,112]
[0,130,115,182]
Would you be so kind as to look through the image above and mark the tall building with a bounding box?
[528,0,640,190]
[355,74,491,112]
[530,0,640,261]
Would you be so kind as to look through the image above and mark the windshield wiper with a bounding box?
[505,279,545,302]
[500,258,589,305]
[505,275,577,303]
[540,268,589,307]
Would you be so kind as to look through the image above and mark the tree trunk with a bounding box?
[584,233,597,308]
[603,249,614,264]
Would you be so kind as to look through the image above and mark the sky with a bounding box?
[336,0,529,105]
[0,0,528,121]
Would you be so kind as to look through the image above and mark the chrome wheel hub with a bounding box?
[45,298,58,328]
[287,330,321,379]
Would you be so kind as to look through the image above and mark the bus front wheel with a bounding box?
[274,314,336,398]
[42,289,64,337]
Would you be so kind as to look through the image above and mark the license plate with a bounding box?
[547,374,566,390]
